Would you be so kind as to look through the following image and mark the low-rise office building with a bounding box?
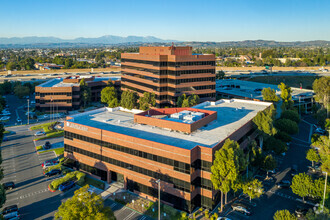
[216,79,315,113]
[35,76,120,112]
[121,46,216,107]
[63,99,271,212]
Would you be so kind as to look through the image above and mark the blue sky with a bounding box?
[0,0,329,41]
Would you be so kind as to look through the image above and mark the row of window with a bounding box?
[122,59,215,67]
[123,72,215,84]
[64,144,191,192]
[64,131,191,174]
[122,64,215,76]
[39,99,73,104]
[36,91,80,97]
[176,85,216,92]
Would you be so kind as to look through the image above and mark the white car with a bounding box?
[34,131,46,136]
[16,118,22,123]
[0,116,10,121]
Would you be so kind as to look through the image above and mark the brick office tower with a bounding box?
[64,99,272,212]
[121,46,216,107]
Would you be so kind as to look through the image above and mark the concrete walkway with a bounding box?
[100,182,124,200]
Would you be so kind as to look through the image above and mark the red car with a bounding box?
[41,159,59,169]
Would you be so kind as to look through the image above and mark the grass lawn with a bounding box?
[144,203,182,220]
[36,145,43,151]
[30,122,57,131]
[39,147,64,156]
[34,130,64,141]
[246,75,320,89]
[4,130,10,134]
[84,176,105,190]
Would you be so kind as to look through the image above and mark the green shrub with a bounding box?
[50,171,85,190]
[311,134,320,144]
[199,207,203,212]
[274,131,292,143]
[205,209,209,219]
[274,118,299,135]
[281,110,300,124]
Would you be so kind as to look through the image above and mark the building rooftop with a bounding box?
[38,76,120,88]
[66,99,271,150]
[216,79,314,100]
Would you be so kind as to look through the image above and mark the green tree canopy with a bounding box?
[263,136,287,154]
[242,179,264,202]
[274,131,292,143]
[216,70,225,79]
[79,79,91,107]
[313,77,330,113]
[6,62,16,71]
[253,105,277,136]
[273,210,297,220]
[101,87,118,108]
[176,94,200,107]
[55,185,115,220]
[291,173,313,201]
[313,136,330,173]
[263,155,277,178]
[274,118,299,135]
[188,94,200,107]
[281,110,300,124]
[306,148,320,167]
[262,87,279,102]
[14,85,30,99]
[139,92,156,110]
[120,90,139,110]
[278,82,294,110]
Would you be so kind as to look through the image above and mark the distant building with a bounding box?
[35,76,120,112]
[275,58,302,63]
[64,99,272,212]
[121,46,216,107]
[34,63,64,70]
[216,79,315,113]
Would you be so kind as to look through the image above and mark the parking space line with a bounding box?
[5,197,18,203]
[115,207,127,216]
[139,216,146,220]
[19,188,49,199]
[123,211,136,220]
[110,203,117,208]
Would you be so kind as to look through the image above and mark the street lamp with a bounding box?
[27,99,29,125]
[150,179,161,220]
[322,171,328,213]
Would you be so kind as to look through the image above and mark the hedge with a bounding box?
[50,171,86,190]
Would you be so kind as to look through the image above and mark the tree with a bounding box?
[14,85,30,99]
[291,173,313,201]
[306,148,320,167]
[101,87,118,108]
[278,82,294,110]
[263,136,287,154]
[79,79,91,107]
[253,105,277,136]
[311,178,330,199]
[211,139,246,211]
[139,92,156,110]
[176,94,187,107]
[120,90,139,110]
[242,179,264,203]
[0,184,5,208]
[313,77,330,114]
[274,131,292,143]
[313,136,330,173]
[281,110,300,124]
[262,88,279,102]
[273,210,297,220]
[55,185,115,220]
[6,62,16,71]
[182,99,190,107]
[188,94,200,107]
[216,70,225,79]
[274,118,299,135]
[263,155,277,178]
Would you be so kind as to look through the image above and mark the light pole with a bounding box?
[322,171,328,213]
[156,179,160,220]
[27,99,29,125]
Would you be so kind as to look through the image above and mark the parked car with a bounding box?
[276,180,291,188]
[315,127,326,135]
[16,118,22,123]
[3,182,15,190]
[295,206,309,217]
[3,211,20,220]
[1,205,19,216]
[44,169,61,177]
[217,217,232,220]
[42,160,59,169]
[231,203,252,215]
[59,181,75,191]
[308,165,321,173]
[43,141,51,149]
[3,137,8,142]
[34,131,46,136]
[0,116,10,121]
[291,165,298,177]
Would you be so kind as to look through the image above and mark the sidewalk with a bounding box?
[100,182,124,200]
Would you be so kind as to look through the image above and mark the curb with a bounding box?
[48,184,56,192]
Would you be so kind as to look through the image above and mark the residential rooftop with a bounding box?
[38,76,120,88]
[216,79,314,100]
[66,99,271,150]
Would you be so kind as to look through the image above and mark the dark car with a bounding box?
[44,169,61,177]
[3,182,15,190]
[291,165,298,177]
[3,211,20,220]
[1,205,18,216]
[295,206,309,217]
[231,203,252,215]
[59,181,75,191]
[43,141,51,149]
[276,180,291,188]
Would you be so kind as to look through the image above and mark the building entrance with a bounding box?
[110,171,124,183]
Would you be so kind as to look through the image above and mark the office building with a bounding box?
[121,46,216,107]
[63,99,271,212]
[35,76,120,112]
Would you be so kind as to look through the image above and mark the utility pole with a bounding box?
[156,179,160,220]
[27,99,29,125]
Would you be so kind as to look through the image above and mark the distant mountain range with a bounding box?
[0,35,329,48]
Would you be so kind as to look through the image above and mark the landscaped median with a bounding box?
[31,121,64,141]
[48,171,86,192]
[36,145,64,156]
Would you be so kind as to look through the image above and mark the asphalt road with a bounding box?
[1,125,75,219]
